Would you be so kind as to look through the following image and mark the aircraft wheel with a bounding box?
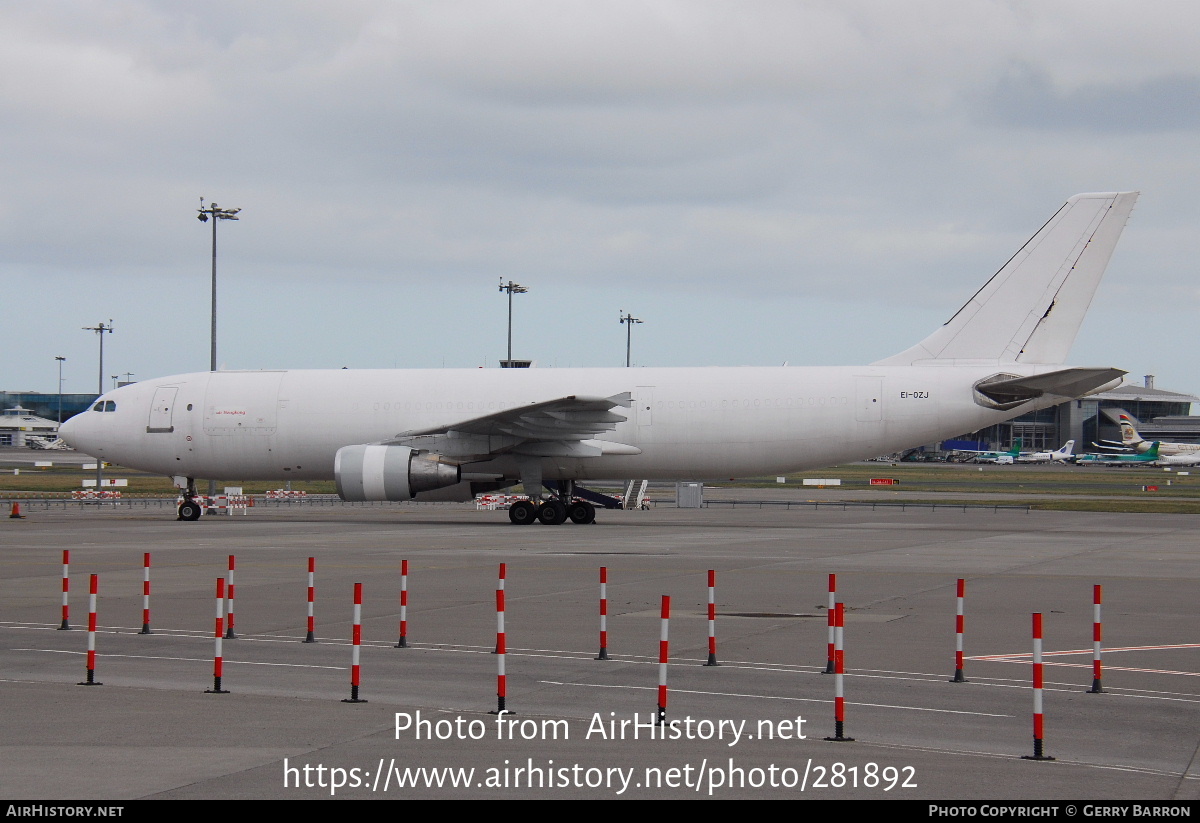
[537,500,568,525]
[567,500,596,524]
[178,501,203,521]
[508,500,538,525]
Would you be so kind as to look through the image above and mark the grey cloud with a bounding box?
[984,66,1200,132]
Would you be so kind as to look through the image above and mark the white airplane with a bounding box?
[60,192,1138,525]
[1016,440,1075,463]
[1154,451,1200,467]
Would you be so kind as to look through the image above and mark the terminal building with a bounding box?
[1,391,103,448]
[0,406,64,448]
[0,391,100,425]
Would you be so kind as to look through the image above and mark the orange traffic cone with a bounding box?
[9,502,25,519]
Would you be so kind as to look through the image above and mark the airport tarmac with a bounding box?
[2,503,1198,800]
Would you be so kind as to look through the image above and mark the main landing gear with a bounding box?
[507,497,596,525]
[506,468,601,525]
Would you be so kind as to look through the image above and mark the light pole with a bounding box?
[197,199,241,373]
[498,279,528,365]
[82,321,113,489]
[619,310,643,367]
[55,356,65,425]
[198,199,240,504]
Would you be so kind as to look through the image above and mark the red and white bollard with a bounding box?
[58,550,71,630]
[657,595,670,725]
[493,563,506,655]
[1022,612,1054,760]
[77,574,101,686]
[224,555,238,639]
[950,578,967,682]
[139,552,153,634]
[395,559,409,648]
[704,569,719,666]
[304,557,317,643]
[491,564,510,714]
[824,602,853,741]
[596,566,610,660]
[205,578,229,693]
[343,583,367,703]
[824,573,837,673]
[1088,585,1104,694]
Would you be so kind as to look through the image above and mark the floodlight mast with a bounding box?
[197,199,240,503]
[197,199,241,373]
[55,356,65,424]
[498,279,528,364]
[619,310,643,367]
[82,321,113,490]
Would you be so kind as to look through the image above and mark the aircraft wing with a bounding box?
[381,393,640,460]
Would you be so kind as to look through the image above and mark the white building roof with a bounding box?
[0,406,61,430]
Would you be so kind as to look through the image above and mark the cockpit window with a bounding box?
[92,402,105,412]
[92,401,117,412]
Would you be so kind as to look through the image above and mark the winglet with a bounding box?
[875,192,1139,366]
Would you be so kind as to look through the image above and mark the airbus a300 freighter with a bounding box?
[61,192,1139,524]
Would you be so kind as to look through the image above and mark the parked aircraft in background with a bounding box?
[1016,440,1075,463]
[1153,451,1200,467]
[59,192,1138,524]
[953,438,1024,464]
[1075,442,1161,466]
[1104,413,1200,457]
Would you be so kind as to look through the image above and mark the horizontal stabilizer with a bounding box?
[974,367,1125,408]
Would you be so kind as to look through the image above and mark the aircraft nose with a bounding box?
[58,414,82,448]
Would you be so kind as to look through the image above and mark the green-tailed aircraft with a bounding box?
[952,438,1024,464]
[1075,442,1160,466]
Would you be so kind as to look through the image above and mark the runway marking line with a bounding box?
[865,740,1200,782]
[974,643,1200,659]
[13,648,345,670]
[540,680,1013,718]
[971,644,1200,677]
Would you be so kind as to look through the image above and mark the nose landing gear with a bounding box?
[177,477,203,521]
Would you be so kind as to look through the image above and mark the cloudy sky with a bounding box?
[4,1,1198,396]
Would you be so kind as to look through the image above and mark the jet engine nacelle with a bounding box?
[334,444,461,502]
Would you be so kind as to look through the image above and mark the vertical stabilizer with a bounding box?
[1119,414,1145,446]
[875,192,1138,366]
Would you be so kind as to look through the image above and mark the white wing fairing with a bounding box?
[56,192,1139,523]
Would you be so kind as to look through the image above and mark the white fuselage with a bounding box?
[61,364,1061,484]
[1129,439,1200,457]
